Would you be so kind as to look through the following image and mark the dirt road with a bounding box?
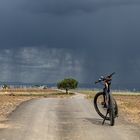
[0,94,139,140]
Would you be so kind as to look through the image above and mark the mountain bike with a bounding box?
[93,72,118,126]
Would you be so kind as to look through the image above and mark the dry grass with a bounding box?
[114,95,140,124]
[0,95,35,121]
[0,88,59,95]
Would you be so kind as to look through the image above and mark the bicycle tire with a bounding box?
[109,94,115,126]
[94,92,118,120]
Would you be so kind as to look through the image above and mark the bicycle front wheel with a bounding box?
[109,94,115,126]
[94,92,118,121]
[94,92,110,120]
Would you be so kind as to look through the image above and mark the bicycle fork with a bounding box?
[102,109,109,125]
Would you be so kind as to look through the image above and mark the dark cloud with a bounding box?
[0,0,140,90]
[20,0,140,15]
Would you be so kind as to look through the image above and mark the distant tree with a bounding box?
[2,84,9,89]
[57,78,78,94]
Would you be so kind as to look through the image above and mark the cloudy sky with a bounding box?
[0,0,140,89]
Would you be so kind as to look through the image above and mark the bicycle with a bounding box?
[93,72,118,126]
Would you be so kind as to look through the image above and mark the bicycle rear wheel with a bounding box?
[94,92,118,120]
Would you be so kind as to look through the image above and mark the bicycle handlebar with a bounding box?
[95,72,115,84]
[108,72,115,78]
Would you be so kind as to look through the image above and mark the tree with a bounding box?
[57,78,78,94]
[2,84,9,89]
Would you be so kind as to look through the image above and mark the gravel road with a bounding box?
[0,94,139,140]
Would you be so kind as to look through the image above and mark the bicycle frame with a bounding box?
[103,81,111,109]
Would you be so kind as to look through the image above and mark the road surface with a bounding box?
[0,94,139,140]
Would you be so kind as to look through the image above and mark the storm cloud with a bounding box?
[22,0,140,15]
[0,0,140,90]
